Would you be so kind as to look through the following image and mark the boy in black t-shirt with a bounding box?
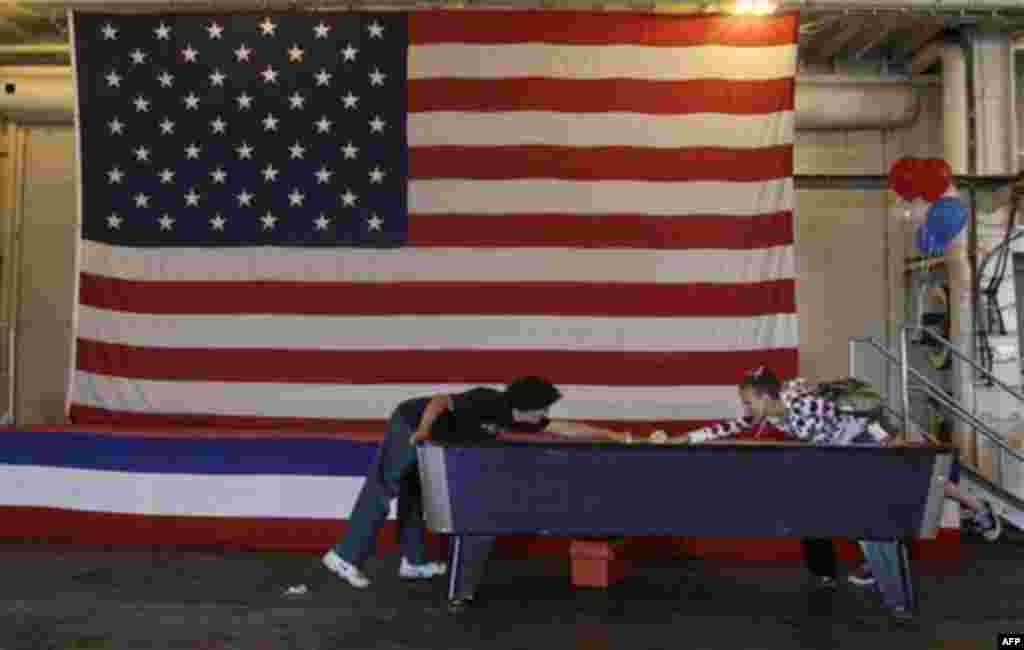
[322,376,623,590]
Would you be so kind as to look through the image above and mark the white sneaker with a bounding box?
[322,550,370,589]
[398,557,447,579]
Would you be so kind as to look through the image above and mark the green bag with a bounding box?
[815,378,886,421]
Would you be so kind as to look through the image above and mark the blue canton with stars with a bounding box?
[73,13,408,247]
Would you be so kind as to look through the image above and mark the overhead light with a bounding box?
[730,0,777,15]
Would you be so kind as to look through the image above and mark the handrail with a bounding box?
[902,324,1024,409]
[849,336,1024,464]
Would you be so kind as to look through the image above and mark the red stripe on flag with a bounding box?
[408,212,794,249]
[66,406,741,438]
[79,275,796,317]
[409,145,793,182]
[76,341,798,386]
[409,11,799,47]
[409,78,795,115]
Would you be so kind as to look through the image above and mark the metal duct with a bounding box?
[794,75,928,131]
[0,68,932,131]
[942,43,969,175]
[0,66,74,125]
[972,31,1017,176]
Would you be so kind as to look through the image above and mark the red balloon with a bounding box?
[888,157,919,201]
[919,158,953,202]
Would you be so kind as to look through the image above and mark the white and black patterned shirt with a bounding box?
[685,380,891,445]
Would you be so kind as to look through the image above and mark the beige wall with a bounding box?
[794,86,944,392]
[0,88,949,426]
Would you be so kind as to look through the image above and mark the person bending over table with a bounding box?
[322,376,625,592]
[612,366,1001,590]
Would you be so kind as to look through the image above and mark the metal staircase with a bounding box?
[850,325,1024,534]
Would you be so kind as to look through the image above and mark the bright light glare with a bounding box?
[731,0,777,14]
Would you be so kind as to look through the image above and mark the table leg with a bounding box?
[446,535,496,612]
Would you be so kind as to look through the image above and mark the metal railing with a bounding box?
[848,334,1024,496]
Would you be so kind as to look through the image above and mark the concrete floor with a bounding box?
[1,533,1022,650]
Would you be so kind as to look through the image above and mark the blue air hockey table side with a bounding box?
[416,440,955,616]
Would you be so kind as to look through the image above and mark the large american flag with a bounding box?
[71,10,799,437]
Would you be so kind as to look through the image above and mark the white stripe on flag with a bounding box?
[79,240,796,285]
[77,308,799,352]
[408,111,794,150]
[0,464,383,519]
[73,373,744,421]
[409,44,799,81]
[409,179,794,217]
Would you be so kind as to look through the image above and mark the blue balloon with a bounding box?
[923,196,968,251]
[916,223,943,257]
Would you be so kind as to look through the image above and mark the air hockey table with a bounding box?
[416,439,955,616]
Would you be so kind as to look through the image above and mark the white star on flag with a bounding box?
[288,189,305,207]
[182,45,199,63]
[367,21,384,38]
[369,116,386,133]
[158,214,175,231]
[369,68,387,86]
[157,72,174,88]
[209,70,227,87]
[262,114,279,131]
[134,193,150,208]
[289,142,306,159]
[314,214,331,230]
[107,213,123,229]
[369,166,386,184]
[315,166,333,184]
[261,165,279,182]
[159,118,175,135]
[133,96,151,112]
[234,44,252,62]
[236,142,254,159]
[237,190,254,207]
[184,189,201,206]
[133,146,151,162]
[101,23,118,40]
[105,71,122,87]
[258,17,277,36]
[154,22,171,39]
[261,212,278,230]
[207,22,224,39]
[313,21,331,38]
[210,117,227,134]
[314,117,332,134]
[129,49,147,64]
[184,143,201,159]
[368,214,384,230]
[106,167,124,184]
[315,69,332,86]
[210,167,227,184]
[341,142,358,159]
[341,92,359,110]
[261,66,279,84]
[288,45,304,63]
[340,189,357,207]
[288,93,306,110]
[210,214,227,231]
[183,93,200,110]
[108,118,124,135]
[158,169,175,184]
[236,93,253,110]
[340,44,358,61]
